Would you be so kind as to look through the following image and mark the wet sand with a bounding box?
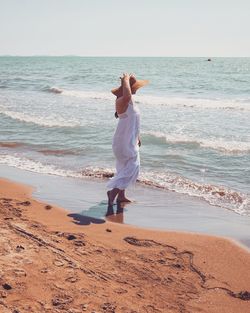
[0,177,250,313]
[0,164,250,247]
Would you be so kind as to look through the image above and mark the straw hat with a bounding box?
[111,76,149,97]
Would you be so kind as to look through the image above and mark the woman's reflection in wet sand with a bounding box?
[105,201,128,224]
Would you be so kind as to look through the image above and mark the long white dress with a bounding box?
[107,99,140,190]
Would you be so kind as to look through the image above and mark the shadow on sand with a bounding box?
[67,213,105,225]
[67,201,128,226]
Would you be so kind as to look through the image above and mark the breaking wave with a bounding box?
[45,86,113,101]
[0,110,80,128]
[143,131,250,154]
[138,171,249,216]
[136,95,250,111]
[44,87,250,110]
[0,154,82,178]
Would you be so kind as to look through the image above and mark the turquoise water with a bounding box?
[0,56,249,215]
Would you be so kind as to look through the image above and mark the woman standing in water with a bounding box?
[107,73,148,206]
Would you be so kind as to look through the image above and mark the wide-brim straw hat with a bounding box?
[111,78,149,97]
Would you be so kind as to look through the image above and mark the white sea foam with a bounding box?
[0,110,80,128]
[0,154,81,178]
[138,171,250,216]
[46,87,250,110]
[136,95,250,110]
[81,166,250,216]
[1,154,249,215]
[64,90,113,101]
[143,131,250,153]
[57,88,113,101]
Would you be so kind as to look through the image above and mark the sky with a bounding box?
[0,0,249,57]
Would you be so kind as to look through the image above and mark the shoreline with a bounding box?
[0,176,250,312]
[0,164,250,249]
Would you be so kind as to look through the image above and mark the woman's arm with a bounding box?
[122,73,132,103]
[116,73,132,114]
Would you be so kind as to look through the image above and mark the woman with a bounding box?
[107,73,148,206]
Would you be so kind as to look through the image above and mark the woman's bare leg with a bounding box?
[117,189,131,203]
[107,188,120,206]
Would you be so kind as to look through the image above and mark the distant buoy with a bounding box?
[207,58,211,61]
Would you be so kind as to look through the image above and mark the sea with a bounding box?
[0,56,249,216]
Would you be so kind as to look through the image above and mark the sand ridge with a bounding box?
[0,178,250,313]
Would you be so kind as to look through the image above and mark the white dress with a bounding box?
[107,99,140,190]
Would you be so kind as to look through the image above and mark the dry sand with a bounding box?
[0,177,249,313]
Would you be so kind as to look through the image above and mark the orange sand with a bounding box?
[0,178,249,313]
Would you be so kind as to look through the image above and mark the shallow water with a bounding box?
[1,165,249,249]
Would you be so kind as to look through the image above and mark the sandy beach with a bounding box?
[0,177,250,313]
[1,0,250,311]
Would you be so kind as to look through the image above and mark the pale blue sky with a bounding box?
[0,0,249,56]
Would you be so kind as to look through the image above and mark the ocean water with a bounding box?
[0,56,250,216]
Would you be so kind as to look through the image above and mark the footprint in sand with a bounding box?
[41,268,49,273]
[13,268,27,277]
[114,287,128,294]
[65,276,78,283]
[52,294,73,307]
[74,240,85,247]
[16,245,25,252]
[17,201,31,206]
[53,260,65,267]
[22,258,33,265]
[101,302,116,313]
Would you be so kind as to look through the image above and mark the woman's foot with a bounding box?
[107,188,120,206]
[117,189,131,203]
[116,196,131,203]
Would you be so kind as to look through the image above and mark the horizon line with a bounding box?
[0,55,250,58]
